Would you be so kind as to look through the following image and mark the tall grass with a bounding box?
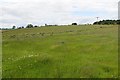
[2,25,118,78]
[0,30,2,79]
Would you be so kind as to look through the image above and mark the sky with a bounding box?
[0,0,119,28]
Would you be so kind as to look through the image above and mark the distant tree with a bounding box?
[22,26,24,28]
[45,24,47,26]
[26,24,33,28]
[12,26,16,29]
[72,23,77,25]
[117,20,120,24]
[34,25,38,27]
[54,24,58,26]
[18,27,22,29]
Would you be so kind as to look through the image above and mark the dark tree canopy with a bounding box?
[34,25,38,27]
[72,23,77,25]
[93,20,120,25]
[12,26,16,29]
[22,26,24,28]
[26,24,34,28]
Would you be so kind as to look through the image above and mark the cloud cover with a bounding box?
[0,0,119,28]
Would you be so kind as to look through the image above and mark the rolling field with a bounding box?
[0,30,2,79]
[2,25,118,78]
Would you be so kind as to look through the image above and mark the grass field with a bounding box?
[2,25,118,78]
[0,30,2,79]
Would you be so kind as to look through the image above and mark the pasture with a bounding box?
[2,25,118,78]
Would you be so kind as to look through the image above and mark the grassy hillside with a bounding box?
[2,25,118,78]
[0,30,2,79]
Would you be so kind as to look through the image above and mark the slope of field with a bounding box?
[2,25,118,78]
[0,30,2,79]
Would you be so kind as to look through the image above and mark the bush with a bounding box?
[26,24,34,28]
[34,25,38,27]
[72,23,77,25]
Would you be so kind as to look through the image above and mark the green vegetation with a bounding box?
[93,20,120,25]
[0,30,2,79]
[2,25,118,78]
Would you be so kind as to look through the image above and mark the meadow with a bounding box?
[2,25,118,78]
[0,30,2,79]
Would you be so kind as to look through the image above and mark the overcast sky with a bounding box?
[0,0,119,28]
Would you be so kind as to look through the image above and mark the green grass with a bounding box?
[0,30,2,79]
[2,25,118,78]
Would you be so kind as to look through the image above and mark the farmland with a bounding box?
[2,25,118,78]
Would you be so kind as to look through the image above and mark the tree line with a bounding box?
[93,20,120,25]
[1,20,120,30]
[0,22,79,30]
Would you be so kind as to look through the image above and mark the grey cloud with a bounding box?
[0,0,119,28]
